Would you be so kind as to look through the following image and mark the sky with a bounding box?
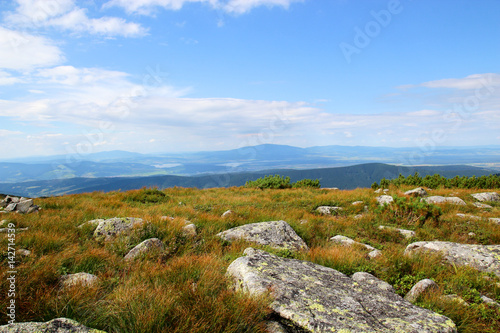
[0,0,499,159]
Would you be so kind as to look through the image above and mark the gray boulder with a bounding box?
[124,238,164,261]
[16,199,33,214]
[405,241,500,278]
[182,223,197,237]
[405,279,439,303]
[0,318,106,333]
[227,248,456,333]
[315,206,342,215]
[4,203,17,212]
[405,187,428,197]
[78,219,104,229]
[376,195,394,205]
[217,220,308,252]
[471,192,500,202]
[379,225,416,239]
[423,196,466,206]
[93,217,144,241]
[60,273,99,289]
[330,235,381,259]
[490,218,500,224]
[472,202,493,209]
[222,210,234,218]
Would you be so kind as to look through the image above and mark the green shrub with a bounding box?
[292,179,320,188]
[382,172,500,189]
[245,175,320,189]
[375,195,442,227]
[244,175,291,189]
[124,188,170,204]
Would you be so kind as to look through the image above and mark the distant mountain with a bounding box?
[1,144,499,184]
[0,163,493,198]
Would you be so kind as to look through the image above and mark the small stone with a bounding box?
[17,249,31,257]
[354,214,363,219]
[60,272,99,289]
[481,295,500,307]
[160,216,175,221]
[376,195,394,205]
[423,196,466,206]
[489,218,500,224]
[124,238,164,261]
[78,219,104,229]
[352,201,363,205]
[316,206,343,215]
[405,279,439,303]
[26,205,39,214]
[330,235,380,259]
[93,217,144,241]
[443,294,468,306]
[182,223,197,237]
[221,210,234,218]
[405,187,428,197]
[0,220,7,227]
[472,202,493,209]
[16,199,33,214]
[468,232,476,237]
[471,192,500,202]
[4,203,17,212]
[379,226,416,239]
[456,213,481,220]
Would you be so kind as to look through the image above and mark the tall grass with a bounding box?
[0,186,499,332]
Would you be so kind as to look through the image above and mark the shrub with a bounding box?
[375,195,442,227]
[244,175,291,189]
[292,179,320,189]
[124,188,170,204]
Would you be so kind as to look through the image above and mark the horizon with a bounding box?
[1,0,499,159]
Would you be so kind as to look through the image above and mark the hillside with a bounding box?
[1,186,500,332]
[0,163,494,198]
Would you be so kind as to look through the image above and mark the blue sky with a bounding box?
[0,0,499,159]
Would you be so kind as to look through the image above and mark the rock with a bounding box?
[0,200,6,208]
[405,187,428,197]
[481,295,500,307]
[93,217,144,241]
[354,214,363,219]
[160,216,175,221]
[4,203,16,212]
[315,206,343,215]
[405,279,439,303]
[489,218,500,224]
[383,189,389,193]
[405,241,500,278]
[456,213,481,220]
[471,192,500,202]
[0,220,7,227]
[423,196,466,206]
[217,220,308,252]
[472,202,493,209]
[442,294,468,306]
[265,321,288,333]
[182,223,197,237]
[374,188,384,193]
[60,272,99,289]
[17,249,31,257]
[376,195,394,205]
[124,238,164,261]
[379,226,416,239]
[222,210,234,218]
[78,219,105,229]
[16,199,33,214]
[0,317,107,333]
[8,196,20,203]
[26,205,39,214]
[352,201,363,205]
[330,235,381,259]
[468,232,476,237]
[227,248,456,333]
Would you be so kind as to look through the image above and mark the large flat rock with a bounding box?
[217,220,308,252]
[405,241,500,278]
[471,192,500,202]
[0,318,106,333]
[93,217,144,241]
[227,248,456,333]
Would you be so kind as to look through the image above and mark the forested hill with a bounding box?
[0,163,493,198]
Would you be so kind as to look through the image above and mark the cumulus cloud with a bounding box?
[0,70,23,85]
[0,27,64,70]
[104,0,302,15]
[401,73,500,91]
[4,0,147,37]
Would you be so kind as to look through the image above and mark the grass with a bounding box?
[1,185,500,332]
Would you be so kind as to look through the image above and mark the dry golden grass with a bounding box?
[0,185,500,332]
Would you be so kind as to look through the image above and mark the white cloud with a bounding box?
[5,0,147,37]
[0,27,64,70]
[419,73,500,90]
[0,70,23,85]
[0,129,23,137]
[104,0,302,15]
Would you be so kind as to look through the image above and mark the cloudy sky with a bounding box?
[0,0,499,159]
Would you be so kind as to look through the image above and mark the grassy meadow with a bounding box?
[1,185,500,332]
